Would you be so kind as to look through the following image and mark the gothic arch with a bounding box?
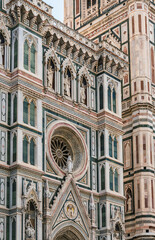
[62,57,76,78]
[52,222,88,240]
[45,47,60,70]
[23,33,38,50]
[0,14,10,44]
[78,66,91,85]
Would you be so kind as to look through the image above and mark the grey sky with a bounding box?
[44,0,64,22]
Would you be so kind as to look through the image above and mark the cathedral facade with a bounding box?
[0,0,153,240]
[64,0,155,239]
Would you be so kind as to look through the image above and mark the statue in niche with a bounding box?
[127,195,132,212]
[64,69,71,97]
[64,75,71,97]
[67,155,73,173]
[80,84,86,104]
[126,188,132,212]
[47,59,55,90]
[25,216,35,239]
[80,77,87,105]
[0,39,4,66]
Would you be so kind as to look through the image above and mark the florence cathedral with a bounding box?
[0,0,154,239]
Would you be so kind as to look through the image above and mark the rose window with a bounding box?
[51,136,73,169]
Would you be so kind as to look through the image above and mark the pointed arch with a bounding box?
[63,57,76,78]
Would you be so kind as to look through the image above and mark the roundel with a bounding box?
[46,120,88,180]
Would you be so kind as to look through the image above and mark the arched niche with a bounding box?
[44,48,60,93]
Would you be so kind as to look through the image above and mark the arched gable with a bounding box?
[78,66,91,85]
[45,47,60,70]
[0,13,10,44]
[62,57,76,78]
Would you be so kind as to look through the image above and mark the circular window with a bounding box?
[47,121,88,179]
[51,136,73,169]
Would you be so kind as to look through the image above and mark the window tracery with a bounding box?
[23,36,37,74]
[23,135,36,166]
[23,97,36,127]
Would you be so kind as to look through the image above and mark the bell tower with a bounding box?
[64,0,74,28]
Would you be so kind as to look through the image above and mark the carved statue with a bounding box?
[64,75,71,97]
[47,67,55,89]
[127,194,132,212]
[80,84,86,104]
[0,39,4,66]
[67,155,73,173]
[25,216,35,239]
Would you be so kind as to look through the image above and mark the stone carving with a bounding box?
[80,85,86,104]
[0,39,4,66]
[47,67,55,89]
[64,75,71,97]
[127,195,132,212]
[67,155,73,173]
[25,216,35,239]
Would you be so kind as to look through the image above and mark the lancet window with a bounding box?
[109,135,118,159]
[110,167,119,192]
[102,204,106,227]
[23,97,36,127]
[101,165,105,190]
[100,132,104,157]
[24,40,36,74]
[23,135,36,166]
[108,85,116,113]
